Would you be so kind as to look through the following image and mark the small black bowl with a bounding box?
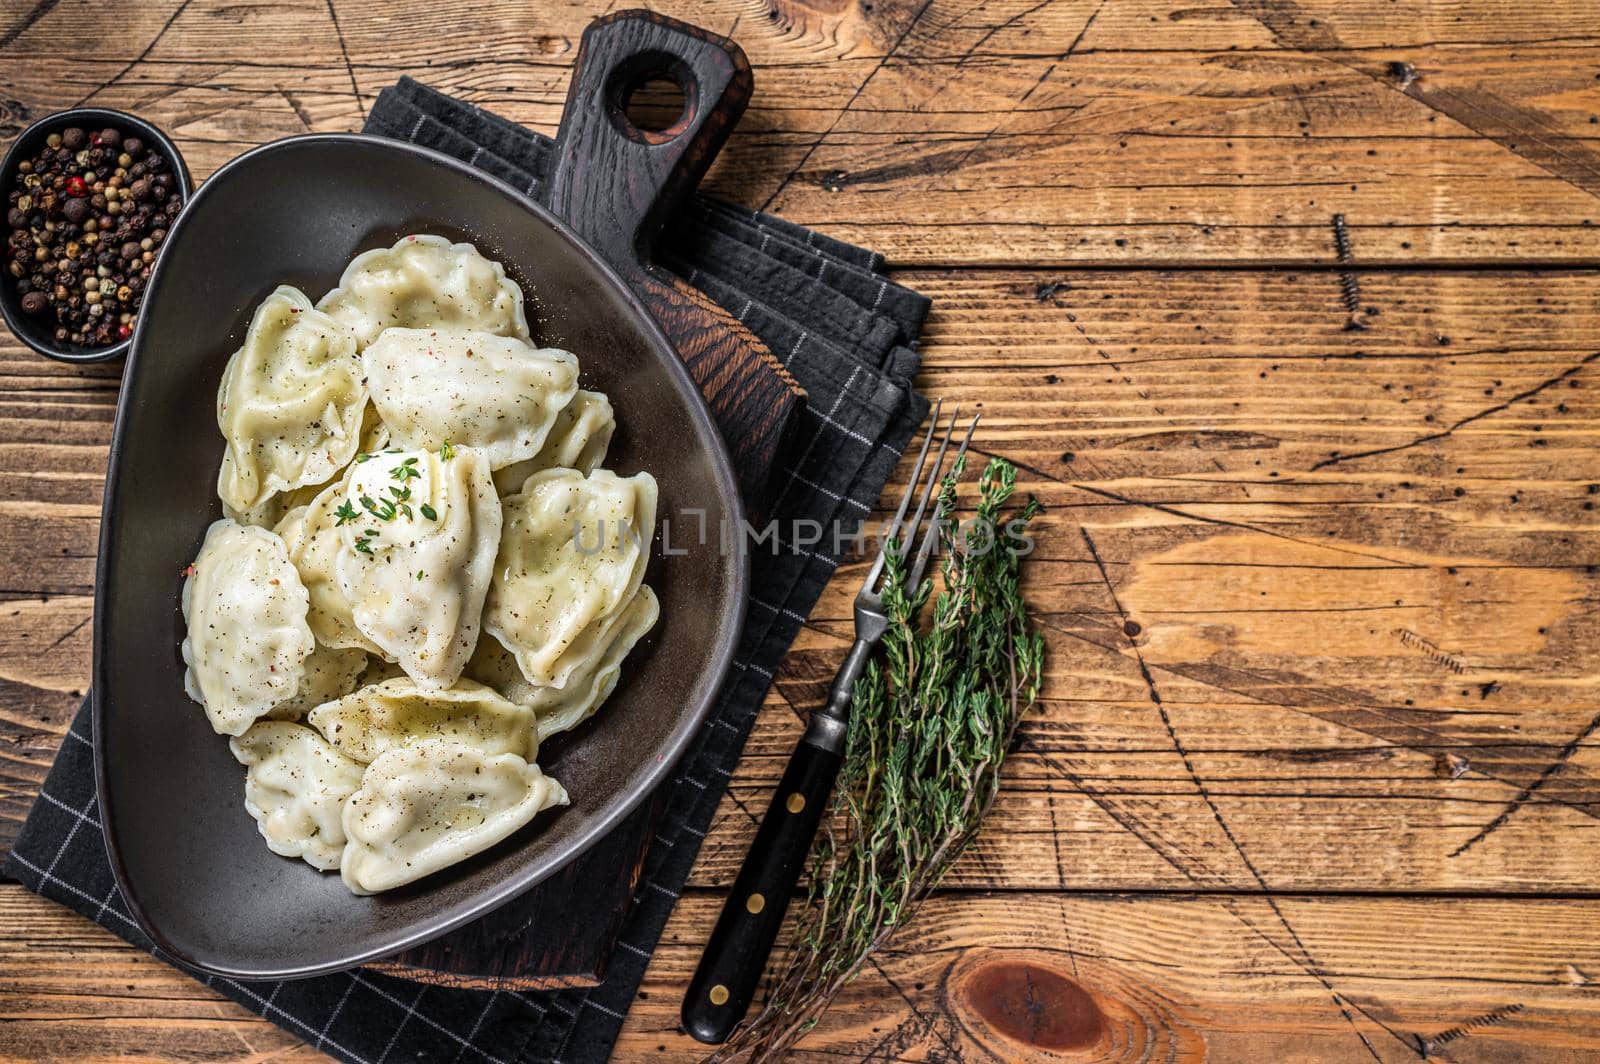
[0,107,192,364]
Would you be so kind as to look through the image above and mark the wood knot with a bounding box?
[1387,60,1419,89]
[0,97,31,139]
[954,958,1104,1052]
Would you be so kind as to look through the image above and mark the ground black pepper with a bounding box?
[5,123,184,348]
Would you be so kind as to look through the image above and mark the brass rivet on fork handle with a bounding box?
[681,402,979,1045]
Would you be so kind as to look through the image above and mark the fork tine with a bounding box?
[892,404,960,585]
[907,413,978,587]
[863,398,942,592]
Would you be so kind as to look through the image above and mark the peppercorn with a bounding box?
[19,290,47,314]
[7,122,183,348]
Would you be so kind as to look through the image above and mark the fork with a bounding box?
[682,401,978,1044]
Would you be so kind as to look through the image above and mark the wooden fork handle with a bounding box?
[681,727,842,1043]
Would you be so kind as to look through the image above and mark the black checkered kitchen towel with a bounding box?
[5,79,931,1064]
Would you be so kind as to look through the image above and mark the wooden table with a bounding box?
[4,0,1600,1060]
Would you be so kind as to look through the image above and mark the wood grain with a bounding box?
[6,885,1600,1062]
[3,0,1600,1059]
[5,1,1600,264]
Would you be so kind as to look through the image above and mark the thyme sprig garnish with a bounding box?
[359,493,396,522]
[711,457,1043,1062]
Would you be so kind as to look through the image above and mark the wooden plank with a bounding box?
[4,2,1600,265]
[5,884,1600,1062]
[629,893,1600,1062]
[6,268,1600,896]
[689,267,1600,895]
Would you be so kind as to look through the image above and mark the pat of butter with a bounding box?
[342,449,441,552]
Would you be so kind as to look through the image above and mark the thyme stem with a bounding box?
[709,458,1044,1062]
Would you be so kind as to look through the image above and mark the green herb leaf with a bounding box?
[333,501,359,526]
[440,440,454,461]
[420,503,438,521]
[724,457,1042,1060]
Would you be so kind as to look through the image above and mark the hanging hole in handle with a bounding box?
[606,52,698,145]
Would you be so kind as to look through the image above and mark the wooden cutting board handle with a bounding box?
[545,9,805,513]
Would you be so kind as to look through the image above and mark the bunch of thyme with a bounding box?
[709,457,1044,1062]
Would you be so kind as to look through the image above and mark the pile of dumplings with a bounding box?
[180,235,660,895]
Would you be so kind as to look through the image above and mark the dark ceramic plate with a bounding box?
[93,134,749,979]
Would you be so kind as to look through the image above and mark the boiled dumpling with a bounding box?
[238,406,391,531]
[363,328,578,469]
[263,643,368,722]
[216,286,365,522]
[317,234,530,349]
[308,677,534,763]
[341,738,567,894]
[230,721,365,870]
[471,586,657,741]
[275,478,384,656]
[335,447,501,690]
[483,469,655,688]
[492,390,616,495]
[182,520,316,736]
